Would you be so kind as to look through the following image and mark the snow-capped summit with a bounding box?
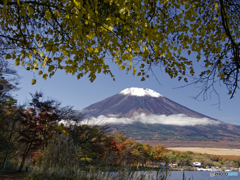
[81,87,218,121]
[119,87,163,97]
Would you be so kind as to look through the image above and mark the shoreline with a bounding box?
[128,166,240,172]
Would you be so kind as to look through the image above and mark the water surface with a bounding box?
[100,170,239,180]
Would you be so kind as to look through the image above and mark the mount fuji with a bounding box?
[81,87,219,124]
[80,88,240,148]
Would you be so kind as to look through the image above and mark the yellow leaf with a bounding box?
[15,59,20,66]
[219,72,225,79]
[32,79,36,85]
[74,0,82,8]
[86,47,93,52]
[20,8,26,16]
[45,11,51,21]
[6,54,11,59]
[26,62,31,68]
[12,54,16,59]
[77,73,83,79]
[108,26,114,31]
[93,48,99,53]
[52,46,58,54]
[38,71,43,75]
[229,90,232,95]
[34,61,38,68]
[206,70,211,75]
[48,65,55,72]
[43,74,48,80]
[132,66,136,76]
[46,45,52,51]
[86,31,95,40]
[214,3,218,10]
[63,50,68,56]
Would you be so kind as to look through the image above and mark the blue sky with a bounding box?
[9,55,240,126]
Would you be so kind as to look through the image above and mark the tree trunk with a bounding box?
[2,121,16,170]
[2,150,9,170]
[19,143,32,172]
[18,156,27,172]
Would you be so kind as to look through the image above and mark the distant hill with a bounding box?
[80,87,240,148]
[109,122,240,148]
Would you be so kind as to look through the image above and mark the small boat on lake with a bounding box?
[211,169,220,172]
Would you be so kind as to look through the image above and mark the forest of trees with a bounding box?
[1,62,239,177]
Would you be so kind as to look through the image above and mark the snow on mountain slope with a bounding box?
[119,87,162,97]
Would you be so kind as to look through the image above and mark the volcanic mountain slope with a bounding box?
[82,87,217,120]
[80,87,240,148]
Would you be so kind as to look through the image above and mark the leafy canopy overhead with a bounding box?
[1,0,239,97]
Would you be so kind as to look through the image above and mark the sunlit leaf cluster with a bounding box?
[0,0,239,97]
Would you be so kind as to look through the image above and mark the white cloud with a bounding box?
[79,113,221,126]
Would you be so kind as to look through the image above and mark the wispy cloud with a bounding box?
[79,113,221,126]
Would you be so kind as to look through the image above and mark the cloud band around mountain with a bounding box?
[80,113,221,126]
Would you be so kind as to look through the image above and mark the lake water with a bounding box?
[100,171,239,180]
[168,171,239,180]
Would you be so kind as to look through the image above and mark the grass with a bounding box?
[168,147,240,156]
[21,164,171,180]
[0,167,197,180]
[0,169,27,179]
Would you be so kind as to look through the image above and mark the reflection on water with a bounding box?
[168,171,239,180]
